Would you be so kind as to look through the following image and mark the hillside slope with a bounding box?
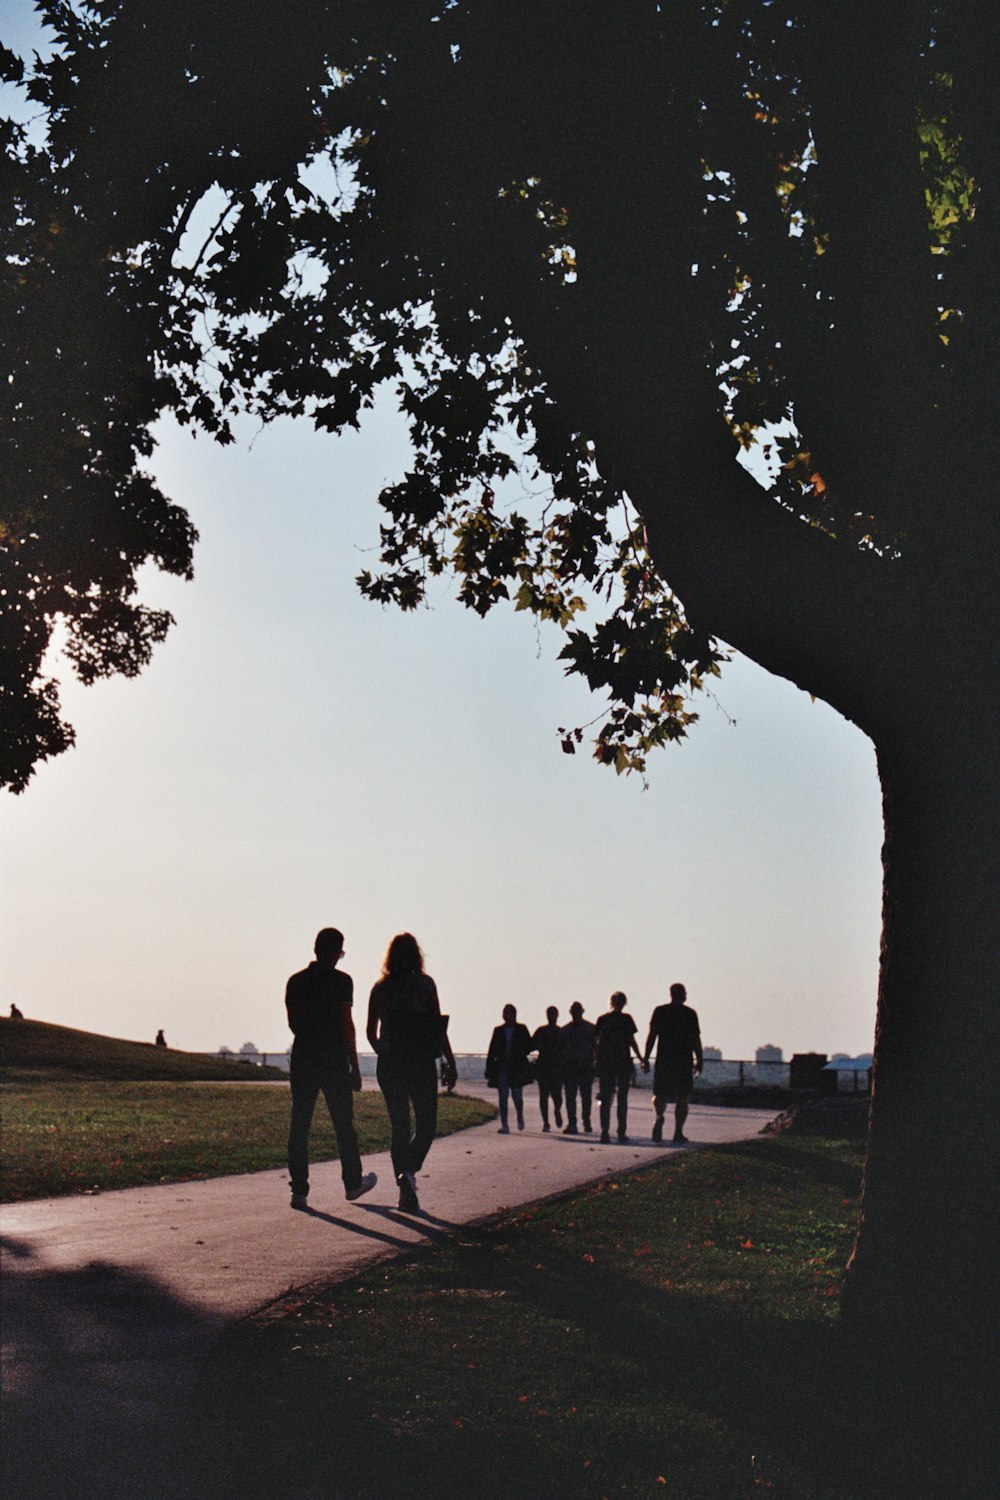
[0,1018,286,1082]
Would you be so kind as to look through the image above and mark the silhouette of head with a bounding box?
[610,991,627,1011]
[383,932,424,977]
[503,1004,517,1023]
[670,982,687,1004]
[570,1001,584,1019]
[315,928,344,962]
[546,1005,559,1024]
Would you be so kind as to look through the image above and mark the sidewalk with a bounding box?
[1,1084,777,1499]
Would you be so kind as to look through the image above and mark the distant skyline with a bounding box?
[1,3,884,1064]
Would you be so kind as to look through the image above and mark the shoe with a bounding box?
[517,1116,525,1131]
[554,1109,563,1127]
[290,1194,309,1211]
[651,1119,663,1143]
[600,1131,611,1144]
[672,1133,688,1145]
[498,1124,510,1134]
[583,1122,593,1134]
[397,1170,420,1212]
[618,1134,629,1144]
[345,1171,377,1202]
[542,1122,551,1133]
[563,1123,577,1135]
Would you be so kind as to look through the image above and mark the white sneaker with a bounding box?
[345,1171,377,1202]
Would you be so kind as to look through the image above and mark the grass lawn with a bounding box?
[0,1017,495,1199]
[0,1082,493,1200]
[187,1134,938,1500]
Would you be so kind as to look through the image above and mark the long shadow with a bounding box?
[1,1235,219,1500]
[293,1205,417,1247]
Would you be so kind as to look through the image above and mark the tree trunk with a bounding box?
[841,708,999,1460]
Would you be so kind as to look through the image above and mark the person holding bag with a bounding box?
[367,933,457,1212]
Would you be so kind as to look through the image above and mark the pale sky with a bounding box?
[1,6,883,1061]
[2,398,883,1060]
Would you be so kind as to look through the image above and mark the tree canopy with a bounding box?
[5,1,991,793]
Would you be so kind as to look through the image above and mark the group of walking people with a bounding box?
[485,986,703,1145]
[284,926,703,1219]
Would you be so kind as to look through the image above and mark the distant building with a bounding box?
[756,1044,783,1063]
[702,1046,723,1061]
[239,1042,258,1055]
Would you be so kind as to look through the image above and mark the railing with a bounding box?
[218,1050,872,1093]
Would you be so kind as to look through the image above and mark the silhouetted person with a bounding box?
[154,1028,166,1047]
[561,1001,596,1134]
[286,927,376,1210]
[595,991,642,1142]
[531,1005,564,1132]
[367,933,457,1213]
[485,1004,533,1133]
[9,1003,24,1020]
[642,982,704,1144]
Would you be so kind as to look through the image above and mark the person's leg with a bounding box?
[652,1091,666,1142]
[581,1074,593,1132]
[563,1073,578,1131]
[598,1075,612,1140]
[552,1078,563,1127]
[617,1067,630,1139]
[674,1092,690,1142]
[320,1078,362,1190]
[377,1059,414,1178]
[497,1067,510,1132]
[538,1078,551,1129]
[288,1072,319,1201]
[408,1061,439,1173]
[513,1085,525,1129]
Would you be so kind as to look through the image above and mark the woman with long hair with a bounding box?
[366,933,457,1212]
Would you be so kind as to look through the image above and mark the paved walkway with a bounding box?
[1,1084,776,1499]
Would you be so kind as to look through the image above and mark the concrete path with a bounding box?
[1,1084,776,1499]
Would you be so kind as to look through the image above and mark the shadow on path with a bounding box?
[1,1237,217,1500]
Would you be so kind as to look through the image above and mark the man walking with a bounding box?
[561,1001,596,1134]
[642,982,704,1144]
[595,991,643,1143]
[285,927,376,1209]
[531,1005,564,1132]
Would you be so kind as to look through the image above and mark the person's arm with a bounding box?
[641,1021,655,1070]
[285,975,303,1037]
[692,1011,704,1076]
[629,1017,643,1063]
[342,1006,363,1091]
[365,987,380,1054]
[338,977,362,1090]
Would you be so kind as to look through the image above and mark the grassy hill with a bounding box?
[0,1017,287,1082]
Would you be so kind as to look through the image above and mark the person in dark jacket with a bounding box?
[594,991,643,1142]
[285,927,376,1210]
[531,1005,564,1132]
[485,1004,534,1133]
[642,981,704,1143]
[367,932,457,1212]
[561,1001,596,1134]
